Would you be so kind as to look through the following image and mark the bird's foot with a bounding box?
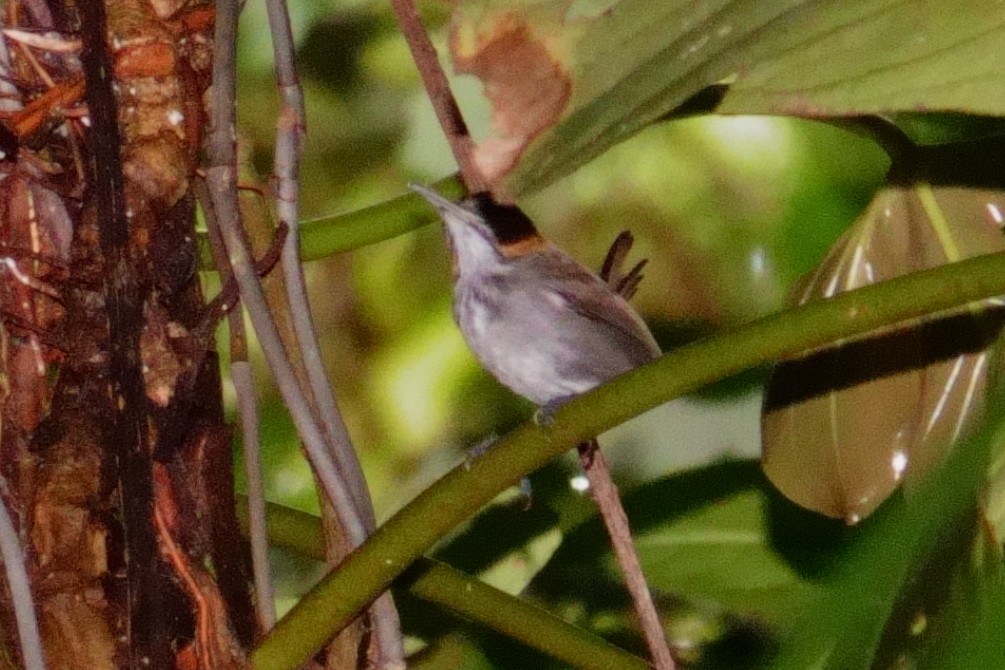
[464,432,534,509]
[534,395,575,427]
[464,432,499,469]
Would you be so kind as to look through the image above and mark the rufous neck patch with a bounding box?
[499,233,546,258]
[468,192,540,245]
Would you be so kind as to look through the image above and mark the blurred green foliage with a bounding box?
[229,1,1005,668]
[231,0,888,518]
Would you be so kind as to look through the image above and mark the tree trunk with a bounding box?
[0,1,255,667]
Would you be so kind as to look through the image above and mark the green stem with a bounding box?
[199,175,464,267]
[402,559,650,670]
[241,499,651,670]
[252,250,1005,670]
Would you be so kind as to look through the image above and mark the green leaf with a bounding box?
[763,182,1005,522]
[245,499,650,670]
[634,488,818,623]
[448,0,1005,196]
[918,583,1005,670]
[720,1,1005,119]
[770,394,1000,670]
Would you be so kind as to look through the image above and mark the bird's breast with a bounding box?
[452,278,650,405]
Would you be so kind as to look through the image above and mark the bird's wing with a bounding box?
[526,247,661,364]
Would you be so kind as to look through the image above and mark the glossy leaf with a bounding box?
[770,399,998,670]
[762,184,1005,523]
[448,0,1005,197]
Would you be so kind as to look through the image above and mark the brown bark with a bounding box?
[0,0,254,667]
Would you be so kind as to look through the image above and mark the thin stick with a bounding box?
[594,234,676,669]
[0,476,47,670]
[200,181,277,631]
[232,361,276,630]
[262,0,404,664]
[205,0,366,550]
[389,0,487,193]
[265,0,375,534]
[578,441,675,670]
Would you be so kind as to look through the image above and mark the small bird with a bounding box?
[411,184,661,407]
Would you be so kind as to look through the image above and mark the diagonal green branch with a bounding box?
[252,250,1005,670]
[400,560,650,670]
[240,499,650,670]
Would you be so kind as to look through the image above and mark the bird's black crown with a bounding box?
[469,192,540,246]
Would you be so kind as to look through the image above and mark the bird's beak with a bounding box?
[409,183,465,216]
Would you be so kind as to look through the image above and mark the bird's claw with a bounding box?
[464,432,499,469]
[464,432,534,509]
[534,396,574,427]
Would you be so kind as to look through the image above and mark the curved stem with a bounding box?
[243,498,651,670]
[197,175,463,268]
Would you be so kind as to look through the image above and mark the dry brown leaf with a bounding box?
[451,13,571,196]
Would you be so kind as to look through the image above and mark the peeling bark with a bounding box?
[0,0,254,667]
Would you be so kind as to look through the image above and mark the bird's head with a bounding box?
[410,184,546,279]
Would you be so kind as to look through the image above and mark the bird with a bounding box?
[411,187,679,670]
[410,184,661,408]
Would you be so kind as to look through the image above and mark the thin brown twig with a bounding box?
[577,442,675,670]
[594,234,676,670]
[190,221,287,347]
[196,181,248,362]
[390,0,487,193]
[198,178,276,632]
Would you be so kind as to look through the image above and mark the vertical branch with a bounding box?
[262,0,404,665]
[266,0,373,537]
[577,442,675,670]
[232,361,276,630]
[0,476,45,670]
[200,182,277,632]
[390,0,487,193]
[595,235,675,670]
[204,0,367,584]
